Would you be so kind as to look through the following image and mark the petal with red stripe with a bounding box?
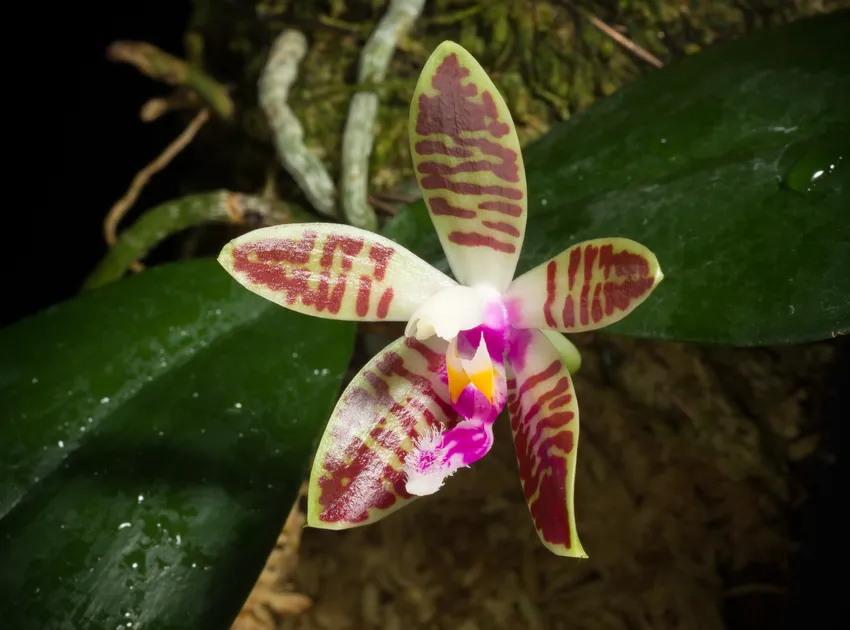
[409,41,527,292]
[218,224,456,321]
[506,328,586,558]
[504,238,663,332]
[307,335,457,529]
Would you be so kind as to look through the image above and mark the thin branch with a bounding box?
[373,190,417,204]
[368,195,400,216]
[140,89,200,122]
[103,109,211,265]
[107,41,234,118]
[587,15,664,68]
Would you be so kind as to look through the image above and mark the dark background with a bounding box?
[10,1,192,329]
[12,2,841,628]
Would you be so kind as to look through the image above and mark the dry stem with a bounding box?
[102,109,210,270]
[587,15,664,68]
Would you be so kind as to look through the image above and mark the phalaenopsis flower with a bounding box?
[219,41,663,557]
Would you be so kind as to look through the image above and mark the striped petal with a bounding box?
[307,335,456,529]
[219,224,456,321]
[504,238,663,332]
[506,328,586,558]
[409,41,527,292]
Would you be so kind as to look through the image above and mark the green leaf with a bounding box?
[384,12,850,345]
[0,259,356,630]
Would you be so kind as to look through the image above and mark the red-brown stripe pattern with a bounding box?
[231,229,397,319]
[505,239,660,333]
[556,242,655,329]
[506,330,580,552]
[411,48,526,266]
[313,336,457,526]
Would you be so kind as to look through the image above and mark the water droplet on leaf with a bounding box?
[783,131,845,193]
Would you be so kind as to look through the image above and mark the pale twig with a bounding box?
[103,109,210,271]
[587,15,664,68]
[373,190,417,204]
[368,195,400,216]
[140,89,200,122]
[340,0,426,231]
[106,41,234,119]
[107,41,234,118]
[260,30,337,218]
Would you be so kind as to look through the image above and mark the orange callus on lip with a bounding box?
[446,335,496,403]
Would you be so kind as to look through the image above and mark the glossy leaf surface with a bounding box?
[0,259,356,630]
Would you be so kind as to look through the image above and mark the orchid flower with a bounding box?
[218,41,663,557]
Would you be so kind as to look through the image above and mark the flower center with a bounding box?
[446,333,496,403]
[401,289,513,496]
[405,284,502,341]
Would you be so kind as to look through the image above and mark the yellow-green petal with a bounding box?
[505,238,663,332]
[307,335,455,529]
[409,41,527,291]
[218,223,456,322]
[506,328,586,558]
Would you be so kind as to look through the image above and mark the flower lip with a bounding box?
[404,426,448,496]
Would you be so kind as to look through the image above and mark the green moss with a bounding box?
[185,0,832,204]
